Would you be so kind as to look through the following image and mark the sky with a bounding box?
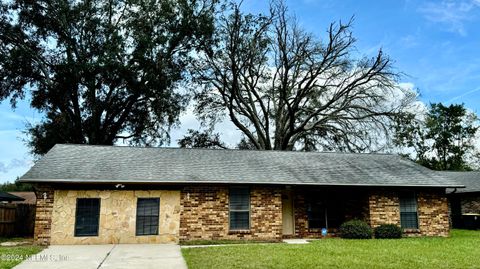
[1,0,480,183]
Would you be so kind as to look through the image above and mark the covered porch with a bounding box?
[281,186,449,238]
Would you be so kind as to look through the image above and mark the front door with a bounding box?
[282,190,294,235]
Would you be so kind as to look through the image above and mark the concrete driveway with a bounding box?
[14,244,187,269]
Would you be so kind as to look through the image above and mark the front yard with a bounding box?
[182,229,480,269]
[0,238,42,269]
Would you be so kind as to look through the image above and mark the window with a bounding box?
[305,194,344,230]
[400,192,418,229]
[136,198,160,236]
[229,187,250,230]
[307,200,327,229]
[75,198,100,237]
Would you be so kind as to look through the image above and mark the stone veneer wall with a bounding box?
[49,190,180,244]
[33,185,54,246]
[369,190,449,237]
[179,185,282,241]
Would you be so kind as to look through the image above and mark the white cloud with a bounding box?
[0,158,32,174]
[418,0,480,36]
[446,86,480,103]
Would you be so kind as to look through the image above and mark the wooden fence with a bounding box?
[0,203,36,237]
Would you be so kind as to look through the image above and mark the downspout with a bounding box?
[446,188,458,194]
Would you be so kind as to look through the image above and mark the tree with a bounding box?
[178,129,227,149]
[193,1,414,152]
[0,0,217,155]
[0,178,33,192]
[394,103,478,170]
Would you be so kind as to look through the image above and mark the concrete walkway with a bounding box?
[14,244,187,269]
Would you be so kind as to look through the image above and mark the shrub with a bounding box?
[374,224,403,239]
[339,220,372,239]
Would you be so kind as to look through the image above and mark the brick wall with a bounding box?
[368,190,449,237]
[417,191,449,236]
[179,185,282,242]
[368,191,400,227]
[33,184,54,246]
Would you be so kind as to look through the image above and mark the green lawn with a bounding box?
[182,230,480,269]
[0,244,43,269]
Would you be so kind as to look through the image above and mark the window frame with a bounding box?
[399,191,419,229]
[135,198,160,236]
[74,198,101,237]
[229,186,251,231]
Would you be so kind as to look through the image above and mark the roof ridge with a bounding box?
[55,143,399,157]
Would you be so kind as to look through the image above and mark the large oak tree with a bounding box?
[0,0,217,155]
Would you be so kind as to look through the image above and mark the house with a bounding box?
[444,172,480,230]
[19,144,461,245]
[8,192,36,204]
[0,191,25,203]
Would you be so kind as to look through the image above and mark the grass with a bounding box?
[181,239,280,246]
[182,229,480,269]
[0,240,43,269]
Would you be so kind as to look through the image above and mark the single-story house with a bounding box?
[444,172,480,229]
[8,192,37,204]
[19,144,462,245]
[0,191,25,203]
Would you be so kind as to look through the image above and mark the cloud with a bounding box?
[446,86,480,103]
[0,158,32,174]
[418,0,480,36]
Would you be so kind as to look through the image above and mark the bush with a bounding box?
[374,224,403,239]
[339,220,372,239]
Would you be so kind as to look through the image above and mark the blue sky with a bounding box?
[1,0,480,183]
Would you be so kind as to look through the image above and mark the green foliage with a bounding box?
[374,224,402,239]
[178,129,227,149]
[394,103,478,170]
[339,220,372,239]
[0,0,217,155]
[0,179,33,192]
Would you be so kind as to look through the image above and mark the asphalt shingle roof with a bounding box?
[19,144,462,188]
[0,191,25,202]
[442,172,480,193]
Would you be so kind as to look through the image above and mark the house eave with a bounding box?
[18,178,465,188]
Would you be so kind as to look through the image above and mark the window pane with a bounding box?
[230,212,249,230]
[229,187,250,230]
[399,192,418,229]
[307,200,326,229]
[75,198,100,237]
[230,187,250,211]
[136,198,160,236]
[400,212,419,229]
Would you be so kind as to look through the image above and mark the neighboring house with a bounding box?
[8,192,36,204]
[444,172,480,230]
[19,144,461,246]
[0,191,25,203]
